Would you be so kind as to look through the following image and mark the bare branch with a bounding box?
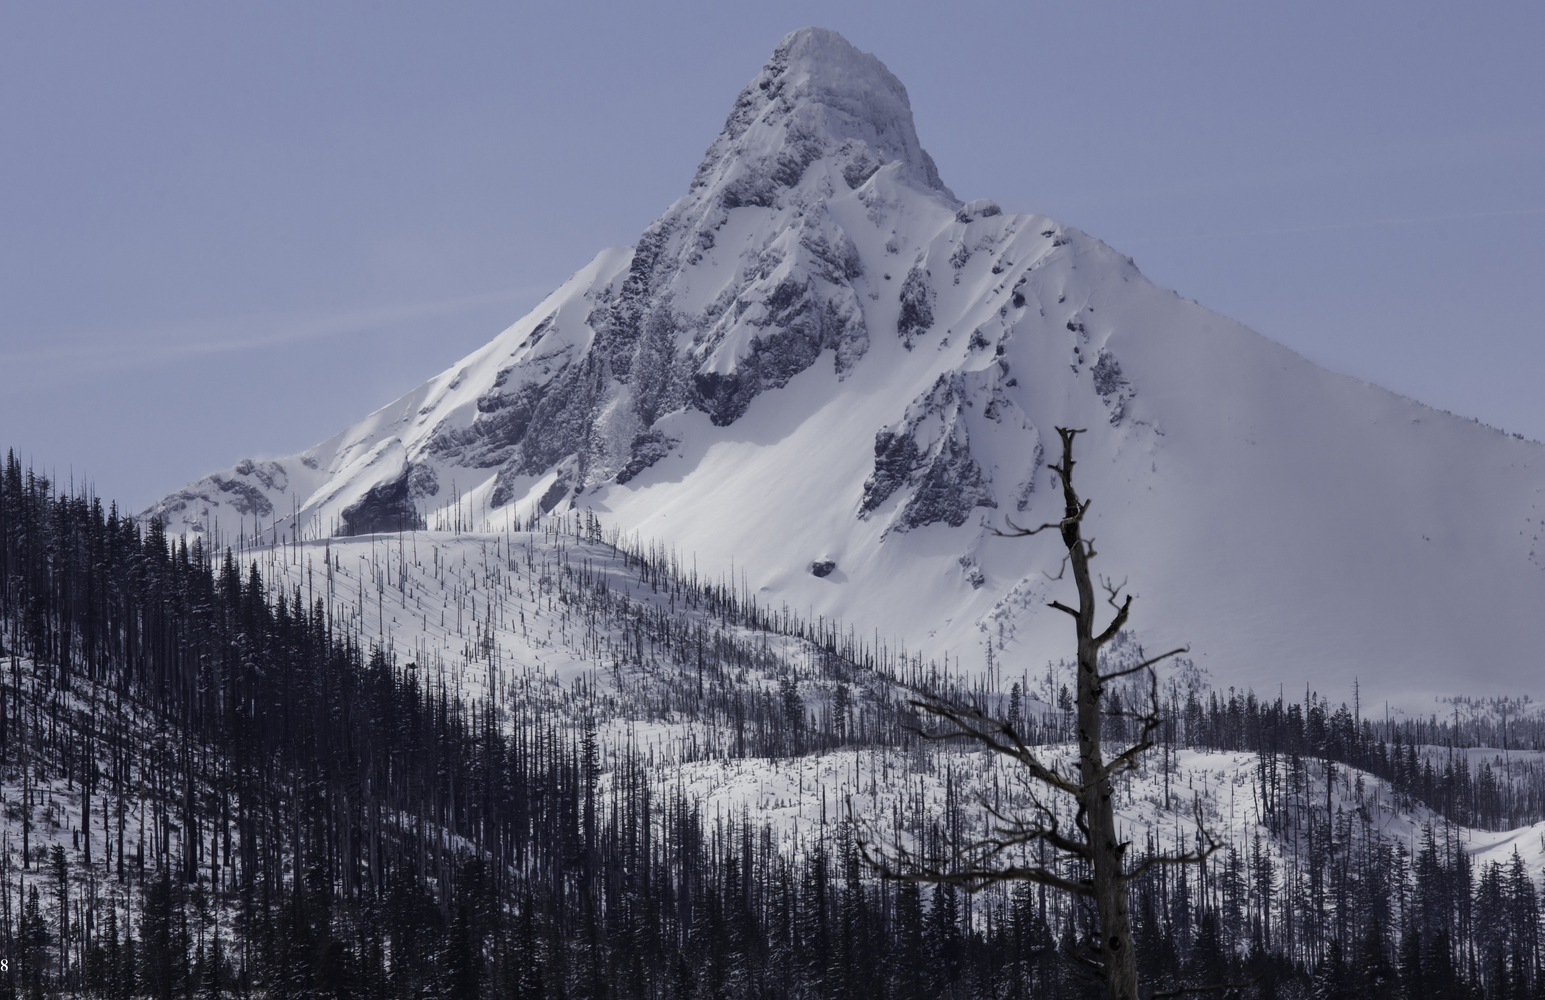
[850,760,1099,899]
[1102,735,1156,785]
[1043,553,1070,582]
[978,790,1093,861]
[855,833,1094,897]
[853,420,1212,1000]
[995,497,1092,539]
[1094,593,1133,647]
[1047,428,1088,478]
[908,696,1081,796]
[993,517,1064,539]
[1121,796,1222,885]
[1099,668,1166,783]
[1098,646,1189,684]
[1063,940,1110,986]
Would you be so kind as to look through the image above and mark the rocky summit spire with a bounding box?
[692,27,953,204]
[512,27,969,497]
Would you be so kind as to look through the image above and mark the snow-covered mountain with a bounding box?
[147,27,1545,710]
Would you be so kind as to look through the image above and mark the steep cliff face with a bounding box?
[417,28,953,509]
[146,27,975,540]
[146,28,1545,707]
[861,366,1041,535]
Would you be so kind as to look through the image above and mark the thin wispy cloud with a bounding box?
[0,287,545,369]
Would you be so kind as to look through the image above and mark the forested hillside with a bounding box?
[5,450,1545,998]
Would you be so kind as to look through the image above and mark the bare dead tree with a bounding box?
[856,426,1221,1000]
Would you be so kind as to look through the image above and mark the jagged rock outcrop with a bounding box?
[340,471,424,536]
[141,27,1127,592]
[142,27,1545,707]
[1091,348,1133,425]
[150,459,286,528]
[406,28,960,498]
[861,365,1040,533]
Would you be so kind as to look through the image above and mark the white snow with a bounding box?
[143,27,1545,715]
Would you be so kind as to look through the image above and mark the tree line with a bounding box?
[4,449,1545,997]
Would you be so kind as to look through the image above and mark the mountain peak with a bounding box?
[693,27,952,201]
[145,30,1545,711]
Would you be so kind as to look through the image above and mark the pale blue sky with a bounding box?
[2,1,1541,510]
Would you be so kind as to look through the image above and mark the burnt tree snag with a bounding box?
[858,426,1218,1000]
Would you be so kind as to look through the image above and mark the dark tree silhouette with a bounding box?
[858,427,1218,1000]
[3,446,1543,998]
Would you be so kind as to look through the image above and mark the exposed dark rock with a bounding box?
[799,221,864,283]
[900,429,995,529]
[537,478,570,514]
[896,264,934,349]
[144,458,288,525]
[690,281,867,425]
[840,142,879,189]
[1092,348,1133,425]
[345,28,961,517]
[955,199,1001,223]
[503,313,557,371]
[442,350,612,504]
[860,372,997,531]
[211,478,273,518]
[810,560,837,578]
[615,429,676,485]
[340,472,424,536]
[1015,438,1044,512]
[232,459,286,492]
[407,464,439,499]
[444,380,547,465]
[691,28,952,200]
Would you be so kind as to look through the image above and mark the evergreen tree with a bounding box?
[1354,916,1399,999]
[1311,939,1352,1000]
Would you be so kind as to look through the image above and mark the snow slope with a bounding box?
[145,27,1545,710]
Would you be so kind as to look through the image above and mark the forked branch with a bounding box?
[854,422,1216,1000]
[994,497,1092,540]
[1099,666,1167,782]
[908,695,1081,796]
[1099,646,1189,684]
[854,821,1094,897]
[1121,795,1223,885]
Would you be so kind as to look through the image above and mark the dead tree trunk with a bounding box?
[857,426,1213,1000]
[1056,425,1141,999]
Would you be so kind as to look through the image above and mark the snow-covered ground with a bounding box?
[235,522,849,727]
[610,741,1545,896]
[145,522,1545,891]
[9,658,1543,955]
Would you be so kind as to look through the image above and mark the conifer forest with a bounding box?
[6,449,1545,999]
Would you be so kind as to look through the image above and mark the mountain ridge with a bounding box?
[146,27,1545,709]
